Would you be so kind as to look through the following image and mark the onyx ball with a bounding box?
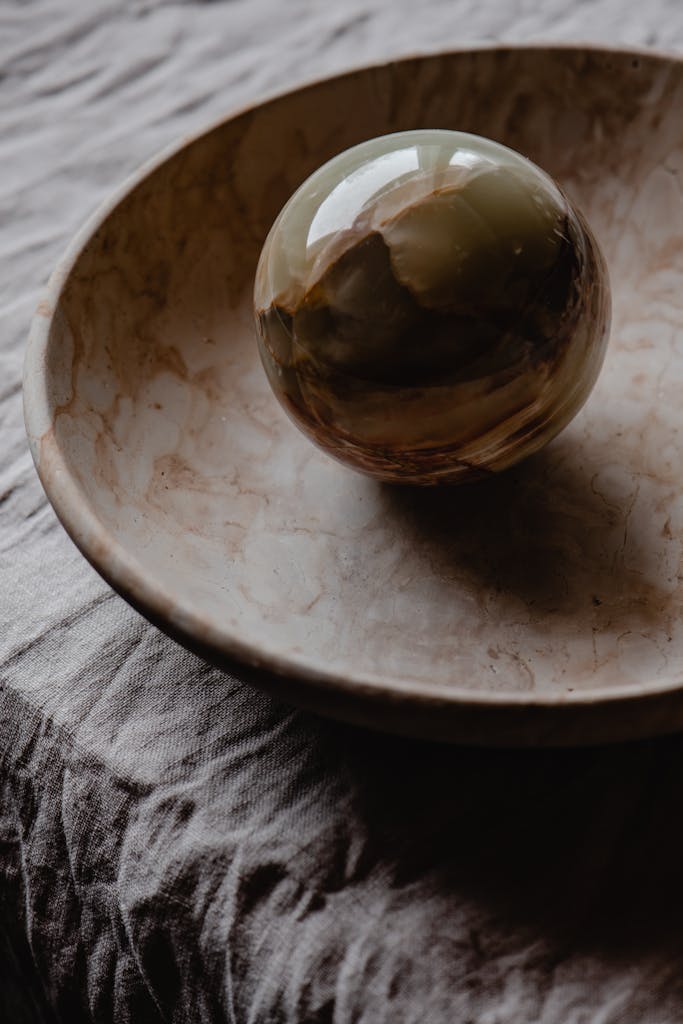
[254,129,611,484]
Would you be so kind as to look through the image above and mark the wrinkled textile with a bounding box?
[3,2,683,1022]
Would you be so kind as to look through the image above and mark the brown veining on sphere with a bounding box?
[256,177,610,484]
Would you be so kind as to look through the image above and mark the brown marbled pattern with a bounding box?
[255,170,610,484]
[23,47,683,744]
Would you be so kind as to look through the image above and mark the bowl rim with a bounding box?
[23,42,683,714]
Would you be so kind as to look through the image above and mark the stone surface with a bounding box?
[24,47,683,743]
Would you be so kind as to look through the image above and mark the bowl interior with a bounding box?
[32,47,683,704]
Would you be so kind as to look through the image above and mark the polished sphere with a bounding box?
[254,130,611,484]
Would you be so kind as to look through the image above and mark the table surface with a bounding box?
[3,2,683,1022]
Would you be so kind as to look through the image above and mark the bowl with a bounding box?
[24,45,683,746]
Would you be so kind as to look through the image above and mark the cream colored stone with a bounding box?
[23,47,683,744]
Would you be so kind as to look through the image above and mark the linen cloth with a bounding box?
[3,2,683,1021]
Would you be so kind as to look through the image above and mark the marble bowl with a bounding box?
[24,46,683,746]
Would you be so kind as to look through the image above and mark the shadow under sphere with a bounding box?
[378,427,662,637]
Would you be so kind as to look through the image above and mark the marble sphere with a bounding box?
[254,130,611,484]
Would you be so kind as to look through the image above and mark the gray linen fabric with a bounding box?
[3,2,683,1022]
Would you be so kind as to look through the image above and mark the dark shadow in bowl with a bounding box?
[376,427,667,640]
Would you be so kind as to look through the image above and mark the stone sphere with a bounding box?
[254,130,611,484]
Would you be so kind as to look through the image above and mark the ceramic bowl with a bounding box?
[24,46,683,745]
